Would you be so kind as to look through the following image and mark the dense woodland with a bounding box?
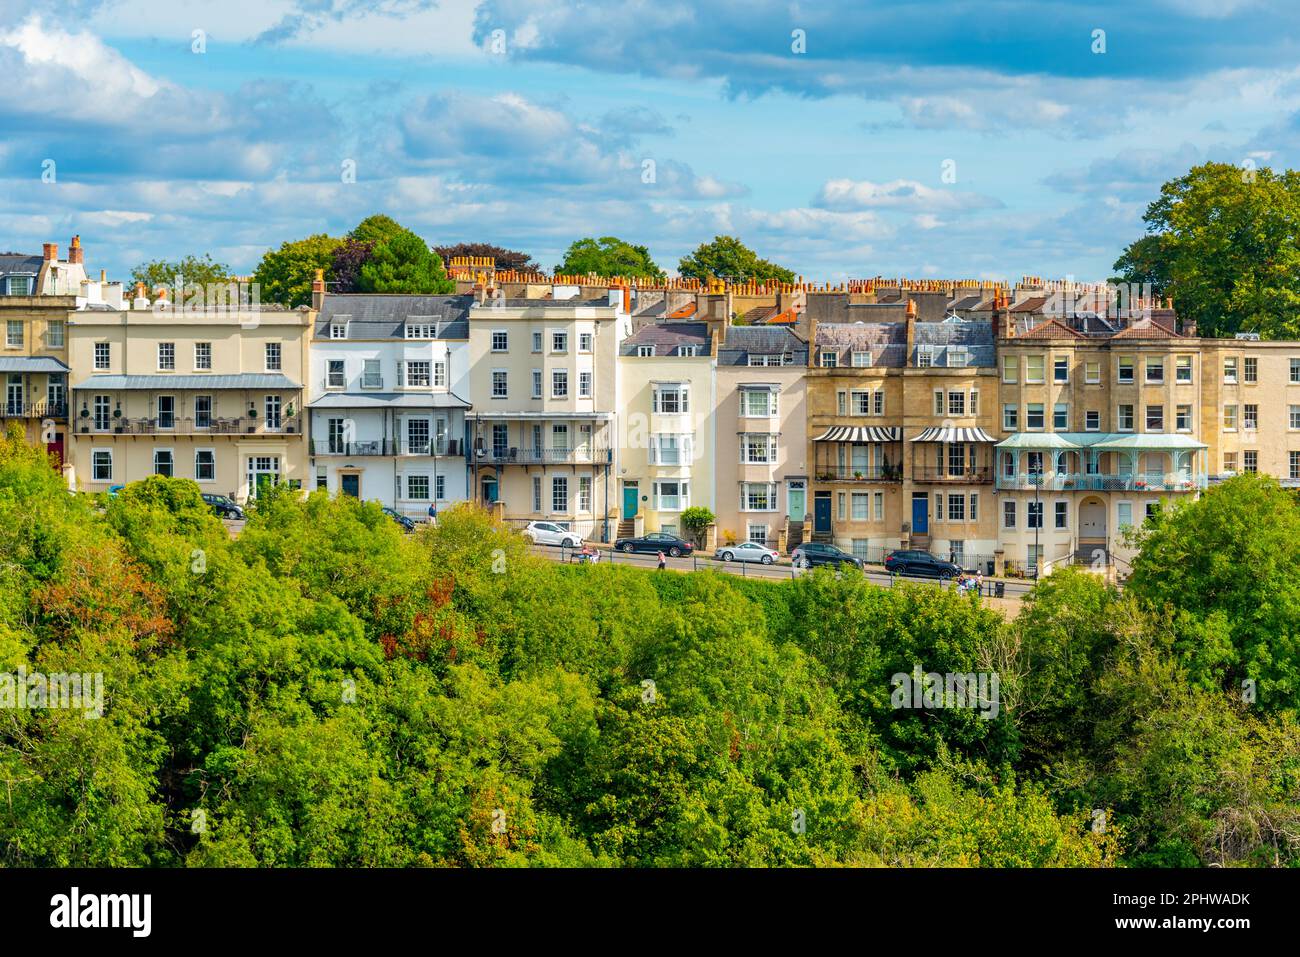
[0,426,1297,867]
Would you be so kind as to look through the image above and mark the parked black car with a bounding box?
[614,531,695,557]
[884,549,963,580]
[202,493,245,520]
[382,507,417,532]
[790,541,864,570]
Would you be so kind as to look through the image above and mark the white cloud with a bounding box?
[815,177,1001,214]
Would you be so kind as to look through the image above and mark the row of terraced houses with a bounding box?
[5,241,1300,576]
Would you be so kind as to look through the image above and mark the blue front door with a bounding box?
[623,485,639,519]
[911,494,928,534]
[814,495,832,533]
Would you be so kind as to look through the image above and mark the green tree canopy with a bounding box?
[1112,161,1300,338]
[678,235,796,285]
[130,254,233,303]
[356,228,454,295]
[555,237,664,279]
[251,234,342,307]
[1123,473,1300,708]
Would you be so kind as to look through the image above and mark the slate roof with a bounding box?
[913,320,995,366]
[0,254,42,278]
[813,323,905,367]
[719,326,809,366]
[620,322,712,357]
[316,294,472,340]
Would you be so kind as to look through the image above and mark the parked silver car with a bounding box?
[523,521,583,548]
[714,541,779,565]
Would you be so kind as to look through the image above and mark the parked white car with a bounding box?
[523,521,583,548]
[714,541,780,565]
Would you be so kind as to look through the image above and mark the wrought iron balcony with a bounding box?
[995,471,1207,492]
[475,446,613,465]
[3,399,67,419]
[78,416,299,435]
[912,466,994,484]
[812,465,904,482]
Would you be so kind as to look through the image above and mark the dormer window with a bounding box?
[406,322,435,339]
[947,347,969,368]
[329,323,347,339]
[917,346,934,368]
[637,345,654,357]
[3,275,35,296]
[851,351,872,367]
[678,345,699,357]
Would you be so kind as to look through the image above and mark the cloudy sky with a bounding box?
[2,0,1297,283]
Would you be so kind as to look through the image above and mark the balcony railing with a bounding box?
[913,466,994,484]
[313,438,466,457]
[475,447,613,465]
[396,438,463,456]
[813,465,904,482]
[314,439,395,456]
[77,416,299,435]
[996,471,1207,492]
[4,399,68,419]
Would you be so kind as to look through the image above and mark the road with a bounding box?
[220,518,1034,601]
[526,543,1036,599]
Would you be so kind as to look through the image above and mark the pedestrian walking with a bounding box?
[427,503,438,525]
[657,550,666,571]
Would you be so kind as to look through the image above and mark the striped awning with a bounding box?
[911,427,998,443]
[813,426,902,442]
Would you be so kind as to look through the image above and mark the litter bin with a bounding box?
[986,560,995,577]
[994,581,1005,598]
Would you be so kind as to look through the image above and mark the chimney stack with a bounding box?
[311,269,326,311]
[991,289,1008,339]
[904,298,917,363]
[68,235,83,264]
[43,242,58,262]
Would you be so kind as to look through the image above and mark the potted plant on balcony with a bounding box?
[284,402,297,433]
[246,407,258,433]
[1134,478,1148,490]
[853,469,864,480]
[112,407,124,433]
[79,407,89,433]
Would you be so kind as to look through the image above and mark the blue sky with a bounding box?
[2,0,1298,284]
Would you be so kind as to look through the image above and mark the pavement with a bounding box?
[526,542,1036,600]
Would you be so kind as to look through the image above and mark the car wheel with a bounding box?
[669,547,681,558]
[621,543,634,553]
[797,557,810,569]
[562,537,574,548]
[761,554,773,565]
[939,572,951,583]
[721,551,734,562]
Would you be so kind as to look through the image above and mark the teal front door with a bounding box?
[623,485,639,519]
[911,494,928,534]
[787,482,805,519]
